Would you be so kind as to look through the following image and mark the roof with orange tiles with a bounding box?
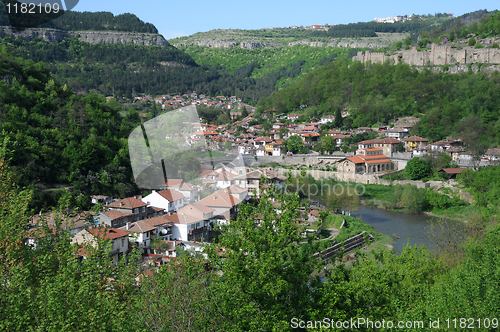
[405,136,429,142]
[177,203,215,218]
[88,227,130,240]
[365,158,391,164]
[165,179,183,187]
[198,191,242,208]
[119,220,155,233]
[166,213,204,225]
[108,197,147,209]
[440,168,467,174]
[179,182,199,191]
[143,215,175,227]
[158,190,185,202]
[99,210,133,221]
[361,155,389,160]
[221,185,248,195]
[346,156,365,164]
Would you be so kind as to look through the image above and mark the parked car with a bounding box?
[286,151,293,156]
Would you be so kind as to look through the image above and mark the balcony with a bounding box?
[189,226,207,235]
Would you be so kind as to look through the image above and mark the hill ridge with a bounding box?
[0,26,169,46]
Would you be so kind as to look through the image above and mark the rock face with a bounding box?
[353,41,500,66]
[173,39,282,49]
[0,26,169,46]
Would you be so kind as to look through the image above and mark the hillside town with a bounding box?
[26,91,499,266]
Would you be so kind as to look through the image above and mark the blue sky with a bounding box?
[71,1,499,40]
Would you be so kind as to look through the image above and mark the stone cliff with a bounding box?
[173,39,283,49]
[173,38,386,49]
[0,26,169,46]
[353,39,500,66]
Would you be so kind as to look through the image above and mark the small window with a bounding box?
[121,238,125,247]
[142,207,146,212]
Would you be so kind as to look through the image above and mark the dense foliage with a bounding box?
[0,36,333,104]
[405,157,432,180]
[1,162,499,331]
[258,59,500,144]
[0,50,139,210]
[458,166,500,208]
[0,3,158,33]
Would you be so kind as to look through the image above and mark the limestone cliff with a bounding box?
[0,26,169,46]
[352,39,500,66]
[173,39,283,49]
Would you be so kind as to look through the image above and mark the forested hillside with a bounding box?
[0,35,335,103]
[258,59,500,143]
[0,2,158,33]
[0,50,140,210]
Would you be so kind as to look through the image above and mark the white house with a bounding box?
[256,145,266,156]
[142,190,185,213]
[320,115,335,124]
[168,213,209,242]
[178,182,200,202]
[119,220,156,249]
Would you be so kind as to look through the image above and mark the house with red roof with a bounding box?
[404,136,429,152]
[337,148,394,174]
[107,197,148,222]
[141,189,186,213]
[73,227,130,265]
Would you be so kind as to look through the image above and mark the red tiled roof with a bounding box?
[119,220,155,233]
[108,197,147,209]
[158,190,185,202]
[88,227,130,240]
[440,168,467,174]
[405,136,429,142]
[198,191,241,208]
[144,215,175,227]
[346,156,365,164]
[165,179,183,187]
[365,158,391,164]
[100,210,132,221]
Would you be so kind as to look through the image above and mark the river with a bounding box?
[352,206,436,253]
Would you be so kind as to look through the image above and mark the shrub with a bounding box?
[405,157,432,180]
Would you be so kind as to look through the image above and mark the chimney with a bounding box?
[120,202,123,207]
[126,222,131,230]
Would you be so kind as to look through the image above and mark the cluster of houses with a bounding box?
[27,165,287,265]
[134,93,256,114]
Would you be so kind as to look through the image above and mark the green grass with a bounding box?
[323,214,344,229]
[381,171,408,181]
[361,184,395,201]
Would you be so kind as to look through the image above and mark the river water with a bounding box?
[352,206,436,253]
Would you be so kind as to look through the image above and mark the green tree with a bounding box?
[468,37,476,47]
[405,157,432,180]
[334,108,343,128]
[224,140,232,151]
[206,189,319,330]
[285,135,306,154]
[321,136,337,154]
